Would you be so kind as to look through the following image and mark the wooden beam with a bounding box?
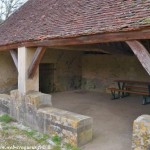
[10,49,18,71]
[1,28,150,51]
[28,47,46,78]
[126,40,150,75]
[50,46,111,54]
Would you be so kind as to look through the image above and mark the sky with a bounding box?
[0,0,27,20]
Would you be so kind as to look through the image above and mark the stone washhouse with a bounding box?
[0,0,150,149]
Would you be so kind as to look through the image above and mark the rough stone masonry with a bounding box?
[0,90,93,147]
[132,115,150,150]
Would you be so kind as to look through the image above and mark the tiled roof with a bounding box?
[0,0,150,47]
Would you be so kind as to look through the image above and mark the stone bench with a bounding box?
[37,107,93,146]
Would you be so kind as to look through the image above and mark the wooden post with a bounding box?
[126,40,150,75]
[10,49,18,71]
[18,47,40,94]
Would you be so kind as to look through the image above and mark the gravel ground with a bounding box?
[0,121,53,149]
[0,114,80,150]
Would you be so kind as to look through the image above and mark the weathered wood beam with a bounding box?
[10,49,18,71]
[1,28,150,51]
[126,40,150,75]
[50,46,111,54]
[28,47,46,78]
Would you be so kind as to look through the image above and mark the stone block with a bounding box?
[10,90,23,121]
[132,115,150,150]
[23,91,52,128]
[10,89,22,101]
[36,110,46,133]
[25,91,52,109]
[38,107,93,146]
[9,90,52,122]
[0,94,10,114]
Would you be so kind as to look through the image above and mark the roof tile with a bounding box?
[0,0,150,46]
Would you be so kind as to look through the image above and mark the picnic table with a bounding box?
[108,80,150,105]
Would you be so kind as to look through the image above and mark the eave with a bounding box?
[1,28,150,51]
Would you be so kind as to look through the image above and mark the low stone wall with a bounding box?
[132,115,150,150]
[37,107,92,146]
[0,90,93,147]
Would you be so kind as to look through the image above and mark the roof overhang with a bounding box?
[1,28,150,51]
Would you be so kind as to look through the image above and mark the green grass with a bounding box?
[65,143,81,150]
[51,135,80,150]
[52,135,61,145]
[0,114,13,123]
[33,133,49,143]
[52,145,61,150]
[22,129,49,143]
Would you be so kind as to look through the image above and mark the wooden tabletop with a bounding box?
[114,80,150,85]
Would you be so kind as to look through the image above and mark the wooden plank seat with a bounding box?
[108,87,150,105]
[125,86,148,91]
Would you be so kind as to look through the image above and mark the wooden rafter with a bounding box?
[126,40,150,75]
[28,47,46,78]
[1,29,150,51]
[10,49,18,71]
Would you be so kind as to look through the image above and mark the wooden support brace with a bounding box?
[28,47,46,79]
[126,40,150,76]
[10,49,18,71]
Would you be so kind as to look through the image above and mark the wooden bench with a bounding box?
[108,87,150,105]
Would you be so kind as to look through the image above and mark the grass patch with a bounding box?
[23,129,36,137]
[52,135,61,145]
[0,129,9,137]
[52,145,61,150]
[21,129,49,144]
[33,133,49,143]
[51,135,80,150]
[0,114,13,123]
[65,143,81,150]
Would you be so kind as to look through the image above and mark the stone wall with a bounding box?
[0,90,93,147]
[41,49,82,92]
[42,50,150,93]
[0,52,17,93]
[132,115,150,150]
[82,54,150,92]
[0,50,150,94]
[0,50,82,94]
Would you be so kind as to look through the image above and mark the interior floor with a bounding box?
[52,91,150,150]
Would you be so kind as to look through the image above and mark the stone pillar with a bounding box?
[18,47,39,95]
[132,115,150,150]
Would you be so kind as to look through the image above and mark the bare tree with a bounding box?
[0,0,27,23]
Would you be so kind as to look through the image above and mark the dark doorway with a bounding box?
[39,63,55,93]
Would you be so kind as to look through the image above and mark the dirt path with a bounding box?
[52,91,150,150]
